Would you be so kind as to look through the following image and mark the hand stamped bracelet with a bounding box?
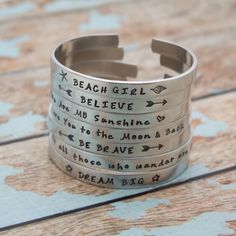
[50,133,191,172]
[48,34,197,188]
[51,34,197,99]
[49,143,188,188]
[49,103,190,144]
[51,80,192,114]
[51,91,191,129]
[48,114,191,157]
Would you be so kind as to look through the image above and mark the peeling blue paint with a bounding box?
[0,101,13,116]
[207,179,236,190]
[0,35,30,58]
[117,211,236,236]
[192,111,228,137]
[123,43,140,52]
[0,162,212,229]
[79,10,121,31]
[209,88,224,94]
[207,179,216,185]
[174,163,210,181]
[220,183,236,190]
[108,198,170,220]
[33,80,49,88]
[0,2,36,18]
[0,165,147,228]
[0,112,45,138]
[44,0,117,13]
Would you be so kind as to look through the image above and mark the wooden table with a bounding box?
[0,0,236,235]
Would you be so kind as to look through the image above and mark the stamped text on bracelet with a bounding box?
[51,35,197,101]
[51,91,190,129]
[51,134,191,172]
[49,145,188,188]
[52,66,194,99]
[51,81,191,113]
[50,106,189,143]
[48,117,191,157]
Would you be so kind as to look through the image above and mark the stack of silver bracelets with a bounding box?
[48,34,197,189]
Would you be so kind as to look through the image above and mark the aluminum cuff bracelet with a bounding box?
[49,103,191,144]
[48,114,191,157]
[51,34,197,98]
[51,91,191,129]
[51,80,192,114]
[49,143,188,189]
[50,133,192,172]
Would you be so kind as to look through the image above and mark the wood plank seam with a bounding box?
[191,88,236,101]
[0,85,236,231]
[1,18,235,77]
[0,0,135,25]
[1,19,235,78]
[1,89,236,146]
[0,1,235,233]
[0,164,235,232]
[0,131,49,146]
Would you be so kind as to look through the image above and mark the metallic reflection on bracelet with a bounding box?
[51,34,197,99]
[49,103,191,144]
[48,115,191,157]
[51,79,192,114]
[51,91,191,129]
[49,143,188,189]
[50,133,191,172]
[48,34,197,189]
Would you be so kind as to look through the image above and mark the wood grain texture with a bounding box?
[1,0,236,87]
[0,1,236,233]
[0,0,122,22]
[0,92,235,229]
[1,0,236,142]
[0,67,49,141]
[0,169,235,235]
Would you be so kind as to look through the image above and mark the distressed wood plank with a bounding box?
[0,0,123,22]
[0,67,49,141]
[1,33,236,141]
[1,0,236,141]
[0,0,236,90]
[0,92,235,229]
[1,171,235,236]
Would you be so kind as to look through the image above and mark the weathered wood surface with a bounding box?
[0,67,49,141]
[0,92,235,230]
[0,0,121,22]
[0,0,236,77]
[1,171,235,236]
[0,0,236,234]
[1,0,236,142]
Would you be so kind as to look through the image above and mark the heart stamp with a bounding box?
[156,115,165,122]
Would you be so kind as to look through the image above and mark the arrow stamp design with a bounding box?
[151,85,166,94]
[142,144,163,152]
[146,99,167,107]
[58,130,74,142]
[51,92,56,103]
[58,84,72,97]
